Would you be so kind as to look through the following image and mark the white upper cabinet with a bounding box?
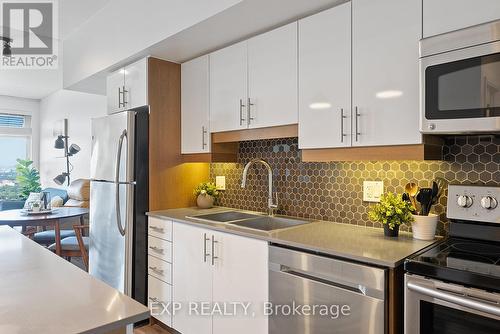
[106,57,148,114]
[124,58,148,111]
[247,22,298,129]
[182,55,210,154]
[298,3,351,149]
[210,42,248,133]
[423,0,500,38]
[352,0,422,147]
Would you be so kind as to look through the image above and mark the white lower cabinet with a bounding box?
[173,222,268,334]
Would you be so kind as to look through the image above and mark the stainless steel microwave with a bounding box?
[420,20,500,134]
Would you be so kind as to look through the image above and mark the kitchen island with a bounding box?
[0,226,149,334]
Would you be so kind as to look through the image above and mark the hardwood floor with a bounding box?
[134,324,172,334]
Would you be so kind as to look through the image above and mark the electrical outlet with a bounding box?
[215,176,226,190]
[363,181,384,202]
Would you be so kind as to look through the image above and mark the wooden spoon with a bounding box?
[405,182,419,210]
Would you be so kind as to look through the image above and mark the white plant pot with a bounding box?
[197,194,214,209]
[411,214,438,240]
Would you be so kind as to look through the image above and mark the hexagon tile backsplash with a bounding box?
[210,136,499,236]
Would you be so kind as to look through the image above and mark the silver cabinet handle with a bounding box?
[115,129,127,237]
[203,233,211,263]
[149,226,164,233]
[202,126,207,150]
[149,245,164,254]
[118,87,123,108]
[247,97,255,125]
[340,108,347,143]
[239,99,246,126]
[211,235,218,266]
[122,86,129,107]
[355,106,361,142]
[149,266,164,275]
[407,281,500,317]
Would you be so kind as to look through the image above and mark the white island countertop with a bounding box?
[0,226,149,334]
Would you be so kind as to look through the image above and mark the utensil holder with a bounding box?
[411,214,438,240]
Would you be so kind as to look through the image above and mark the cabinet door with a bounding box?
[352,0,422,147]
[124,57,148,110]
[210,42,248,132]
[212,231,268,334]
[173,223,212,334]
[298,3,351,149]
[423,0,500,38]
[106,69,125,114]
[248,22,298,129]
[181,55,210,154]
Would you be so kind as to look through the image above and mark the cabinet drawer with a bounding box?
[148,255,172,284]
[148,275,172,327]
[148,217,172,241]
[148,236,172,263]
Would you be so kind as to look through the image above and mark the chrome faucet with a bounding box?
[241,158,278,216]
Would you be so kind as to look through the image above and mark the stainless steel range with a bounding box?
[404,184,500,334]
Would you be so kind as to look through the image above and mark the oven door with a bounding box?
[420,40,500,134]
[405,274,500,334]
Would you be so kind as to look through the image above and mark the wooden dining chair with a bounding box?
[49,224,89,271]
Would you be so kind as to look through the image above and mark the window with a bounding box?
[0,113,32,201]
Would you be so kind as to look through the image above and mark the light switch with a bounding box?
[363,181,384,202]
[215,176,226,191]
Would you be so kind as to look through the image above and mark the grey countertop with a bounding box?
[148,207,442,268]
[0,226,149,334]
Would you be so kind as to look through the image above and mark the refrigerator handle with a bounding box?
[115,129,128,236]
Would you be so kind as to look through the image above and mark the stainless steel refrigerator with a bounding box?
[89,106,149,306]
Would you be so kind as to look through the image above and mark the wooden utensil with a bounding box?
[405,182,419,210]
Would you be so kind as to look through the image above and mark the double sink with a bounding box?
[187,211,312,232]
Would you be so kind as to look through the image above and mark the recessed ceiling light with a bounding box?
[309,102,332,110]
[376,90,403,99]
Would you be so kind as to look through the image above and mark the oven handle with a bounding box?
[407,281,500,317]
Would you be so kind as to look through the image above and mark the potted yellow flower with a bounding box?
[194,182,219,209]
[368,192,414,237]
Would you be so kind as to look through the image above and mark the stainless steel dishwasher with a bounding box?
[269,246,386,334]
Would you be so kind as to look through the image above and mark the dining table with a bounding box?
[0,207,89,256]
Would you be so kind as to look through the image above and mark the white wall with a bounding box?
[63,0,241,89]
[39,90,106,188]
[0,95,40,168]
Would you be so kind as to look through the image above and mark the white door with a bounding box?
[181,55,210,154]
[423,0,500,38]
[298,3,351,149]
[124,58,148,110]
[210,41,248,132]
[173,223,212,334]
[247,22,298,129]
[212,231,268,334]
[352,0,422,147]
[106,68,125,114]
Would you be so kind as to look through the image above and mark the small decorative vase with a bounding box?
[197,194,214,209]
[411,214,438,240]
[384,224,399,237]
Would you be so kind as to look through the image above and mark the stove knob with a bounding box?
[457,195,473,208]
[480,196,498,210]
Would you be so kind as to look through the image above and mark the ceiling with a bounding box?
[0,0,112,100]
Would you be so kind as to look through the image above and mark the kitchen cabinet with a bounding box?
[173,222,268,334]
[181,55,210,153]
[423,0,500,38]
[210,42,248,133]
[298,3,351,149]
[352,0,421,147]
[210,23,297,132]
[106,57,148,114]
[247,22,298,129]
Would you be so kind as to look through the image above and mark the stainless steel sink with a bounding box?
[229,216,312,231]
[187,211,263,223]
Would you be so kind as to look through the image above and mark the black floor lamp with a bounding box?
[53,120,80,186]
